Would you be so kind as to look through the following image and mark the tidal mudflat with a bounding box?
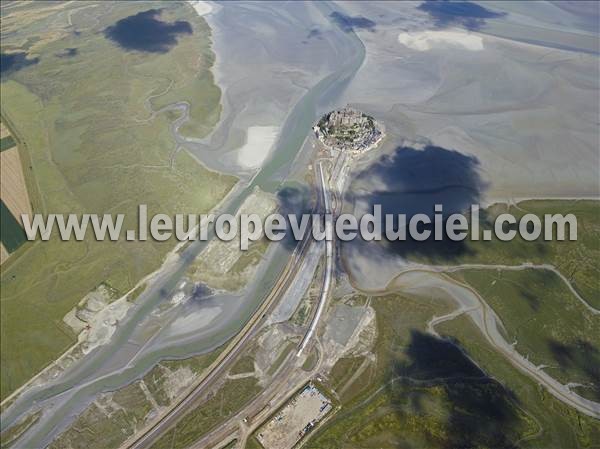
[179,1,364,178]
[332,1,598,290]
[1,2,367,447]
[339,1,599,201]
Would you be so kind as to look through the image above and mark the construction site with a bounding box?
[255,383,332,449]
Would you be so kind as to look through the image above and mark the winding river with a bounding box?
[1,2,367,448]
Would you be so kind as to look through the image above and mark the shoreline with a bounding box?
[187,0,213,18]
[482,195,600,208]
[236,125,280,171]
[0,0,232,412]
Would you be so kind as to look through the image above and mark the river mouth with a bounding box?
[1,2,368,447]
[177,1,365,182]
[3,1,600,446]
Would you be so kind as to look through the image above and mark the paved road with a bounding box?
[194,161,342,448]
[191,353,317,449]
[129,160,338,449]
[121,230,316,449]
[298,161,333,356]
[120,157,333,449]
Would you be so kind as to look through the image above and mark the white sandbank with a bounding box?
[169,307,222,334]
[237,126,279,170]
[398,30,484,51]
[188,0,212,17]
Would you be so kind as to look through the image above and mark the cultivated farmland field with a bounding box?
[0,135,16,151]
[0,121,10,138]
[0,115,33,261]
[0,200,26,253]
[0,146,32,224]
[0,244,8,265]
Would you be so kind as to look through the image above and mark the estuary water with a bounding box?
[1,2,365,447]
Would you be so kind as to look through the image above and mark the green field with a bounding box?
[150,376,262,449]
[309,200,600,448]
[451,268,600,400]
[0,1,236,400]
[229,353,256,376]
[412,200,600,308]
[245,437,262,449]
[49,380,154,449]
[142,350,222,408]
[48,349,223,449]
[437,316,600,448]
[0,200,26,253]
[301,347,319,372]
[305,290,599,448]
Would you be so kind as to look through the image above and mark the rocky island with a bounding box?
[313,106,384,154]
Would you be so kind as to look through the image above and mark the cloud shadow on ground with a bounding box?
[388,330,524,448]
[418,0,506,31]
[0,52,39,76]
[548,339,600,401]
[104,9,192,53]
[345,144,487,263]
[56,48,78,58]
[330,11,376,33]
[275,184,315,251]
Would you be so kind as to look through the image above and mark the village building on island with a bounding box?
[313,106,384,155]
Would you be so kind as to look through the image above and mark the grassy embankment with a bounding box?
[305,201,599,448]
[0,1,236,400]
[305,291,599,449]
[451,268,599,400]
[435,200,599,400]
[413,200,599,308]
[437,315,600,448]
